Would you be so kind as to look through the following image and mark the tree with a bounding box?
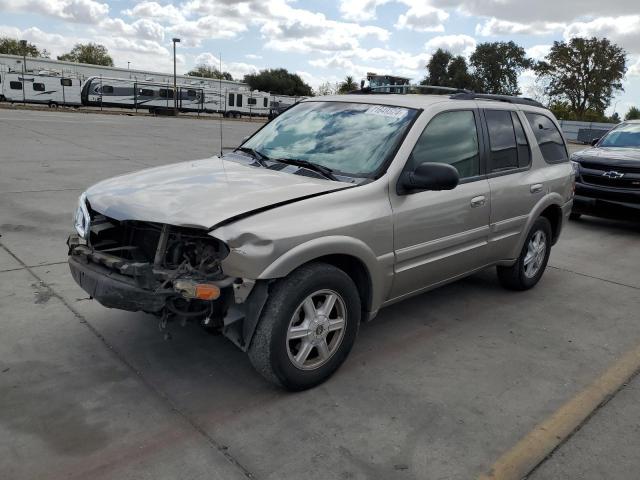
[421,49,452,86]
[535,37,626,120]
[625,106,640,121]
[186,64,233,81]
[58,43,114,66]
[420,49,474,90]
[243,68,313,96]
[470,41,533,95]
[338,75,358,93]
[0,37,49,58]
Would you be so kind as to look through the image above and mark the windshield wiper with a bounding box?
[235,146,270,167]
[273,158,338,181]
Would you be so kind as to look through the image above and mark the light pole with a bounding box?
[20,40,27,105]
[172,38,180,116]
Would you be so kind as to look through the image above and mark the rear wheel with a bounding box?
[248,263,360,390]
[497,217,552,291]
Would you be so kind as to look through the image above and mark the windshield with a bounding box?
[241,101,418,178]
[599,123,640,148]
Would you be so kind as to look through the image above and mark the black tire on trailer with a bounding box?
[248,263,361,391]
[497,217,552,291]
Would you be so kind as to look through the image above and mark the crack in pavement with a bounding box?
[548,264,639,291]
[0,260,68,273]
[0,241,256,480]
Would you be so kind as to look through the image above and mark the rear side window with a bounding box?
[228,93,235,107]
[525,113,568,163]
[60,78,72,86]
[33,83,45,92]
[512,112,531,167]
[485,110,518,172]
[10,81,22,90]
[408,110,480,179]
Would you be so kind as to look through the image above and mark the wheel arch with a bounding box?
[257,236,389,317]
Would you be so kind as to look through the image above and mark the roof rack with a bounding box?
[450,92,544,108]
[349,84,472,95]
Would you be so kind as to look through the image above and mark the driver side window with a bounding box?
[406,110,480,179]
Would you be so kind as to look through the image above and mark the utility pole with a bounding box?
[20,40,27,105]
[172,38,180,116]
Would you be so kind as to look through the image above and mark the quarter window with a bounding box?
[407,110,480,179]
[60,78,72,87]
[525,113,568,163]
[33,83,45,92]
[485,110,518,172]
[10,81,22,90]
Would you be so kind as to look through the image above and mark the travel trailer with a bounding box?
[0,71,82,106]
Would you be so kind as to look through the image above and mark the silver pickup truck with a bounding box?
[68,92,574,390]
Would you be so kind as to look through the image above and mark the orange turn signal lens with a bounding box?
[194,284,221,301]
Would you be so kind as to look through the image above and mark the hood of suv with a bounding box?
[85,157,350,229]
[572,146,640,168]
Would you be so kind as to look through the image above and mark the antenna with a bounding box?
[219,52,223,158]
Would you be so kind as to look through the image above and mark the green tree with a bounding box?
[186,64,233,81]
[421,49,452,86]
[338,75,358,93]
[243,68,313,96]
[421,49,474,90]
[0,37,49,58]
[57,43,114,66]
[625,106,640,121]
[535,37,626,120]
[470,41,533,95]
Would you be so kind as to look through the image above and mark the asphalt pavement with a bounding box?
[1,108,639,480]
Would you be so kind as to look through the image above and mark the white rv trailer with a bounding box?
[81,76,272,117]
[0,71,82,106]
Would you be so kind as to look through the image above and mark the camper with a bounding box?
[81,76,273,117]
[0,71,82,106]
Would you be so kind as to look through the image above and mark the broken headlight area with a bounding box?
[67,210,237,332]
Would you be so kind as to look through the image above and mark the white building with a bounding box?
[0,54,248,91]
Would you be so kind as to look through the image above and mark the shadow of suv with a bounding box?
[68,91,575,390]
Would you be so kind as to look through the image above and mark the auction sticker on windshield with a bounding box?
[365,105,408,119]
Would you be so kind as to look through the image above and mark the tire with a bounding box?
[497,217,552,291]
[569,212,581,221]
[248,263,361,391]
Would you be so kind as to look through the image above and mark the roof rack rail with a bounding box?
[450,92,544,108]
[349,84,473,95]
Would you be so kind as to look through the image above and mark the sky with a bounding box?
[0,0,638,116]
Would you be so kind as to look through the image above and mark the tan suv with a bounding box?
[68,91,575,390]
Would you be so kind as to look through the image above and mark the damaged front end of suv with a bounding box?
[68,193,267,348]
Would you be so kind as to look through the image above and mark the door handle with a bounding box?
[530,183,543,194]
[470,195,486,208]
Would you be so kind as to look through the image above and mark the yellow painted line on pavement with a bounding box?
[479,342,640,480]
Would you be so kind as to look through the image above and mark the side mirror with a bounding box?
[398,162,459,194]
[591,137,600,146]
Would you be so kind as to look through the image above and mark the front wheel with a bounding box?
[248,263,360,390]
[497,217,552,291]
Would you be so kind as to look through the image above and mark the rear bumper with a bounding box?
[69,255,168,312]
